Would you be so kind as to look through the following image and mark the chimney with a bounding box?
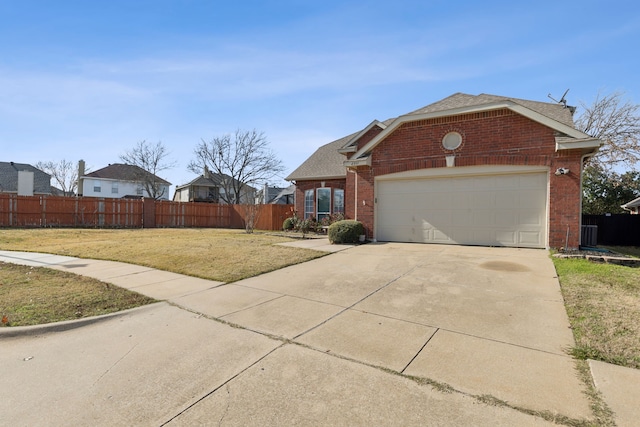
[77,159,85,196]
[203,165,210,179]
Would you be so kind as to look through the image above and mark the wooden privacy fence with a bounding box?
[0,194,294,231]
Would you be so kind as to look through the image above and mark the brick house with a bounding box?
[286,93,601,249]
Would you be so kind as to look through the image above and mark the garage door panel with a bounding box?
[519,211,543,226]
[495,230,517,245]
[376,172,548,248]
[432,229,454,243]
[495,211,517,227]
[519,231,542,245]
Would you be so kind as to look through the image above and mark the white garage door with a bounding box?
[376,171,548,248]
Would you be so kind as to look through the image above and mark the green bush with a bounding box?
[328,220,365,244]
[283,217,295,230]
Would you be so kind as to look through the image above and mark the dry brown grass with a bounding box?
[0,262,156,327]
[0,228,325,283]
[553,257,640,369]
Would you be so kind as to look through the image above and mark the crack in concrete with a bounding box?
[92,342,138,386]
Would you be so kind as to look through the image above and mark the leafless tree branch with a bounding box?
[36,159,80,195]
[120,140,176,199]
[575,91,640,170]
[188,129,285,205]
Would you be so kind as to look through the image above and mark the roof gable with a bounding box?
[348,93,599,165]
[0,161,51,193]
[84,163,171,185]
[408,93,576,127]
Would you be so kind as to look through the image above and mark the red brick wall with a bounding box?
[348,109,583,248]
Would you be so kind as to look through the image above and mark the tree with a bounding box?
[188,129,285,205]
[575,91,640,170]
[36,159,80,195]
[582,164,640,214]
[120,140,176,200]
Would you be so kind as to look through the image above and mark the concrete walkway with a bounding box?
[0,242,637,426]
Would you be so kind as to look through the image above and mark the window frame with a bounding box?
[333,188,344,214]
[304,189,314,219]
[316,187,331,220]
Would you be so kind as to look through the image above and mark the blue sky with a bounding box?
[1,0,639,192]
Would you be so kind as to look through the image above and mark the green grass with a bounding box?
[553,256,640,369]
[0,262,156,327]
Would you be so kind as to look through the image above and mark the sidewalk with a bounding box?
[1,245,638,426]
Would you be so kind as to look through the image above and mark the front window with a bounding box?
[136,185,144,196]
[333,189,344,214]
[304,189,314,219]
[93,180,101,193]
[316,188,330,220]
[111,182,118,194]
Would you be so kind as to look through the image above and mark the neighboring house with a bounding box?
[621,196,640,214]
[173,167,256,204]
[78,163,171,200]
[287,93,602,249]
[255,184,295,204]
[269,184,295,204]
[0,161,51,196]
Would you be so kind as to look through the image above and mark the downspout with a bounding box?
[353,169,358,221]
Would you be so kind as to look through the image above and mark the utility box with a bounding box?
[581,225,598,247]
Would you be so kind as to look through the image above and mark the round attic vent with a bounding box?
[442,132,462,150]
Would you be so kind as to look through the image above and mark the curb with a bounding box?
[0,302,166,338]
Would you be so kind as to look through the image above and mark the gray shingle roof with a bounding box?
[408,93,575,127]
[288,93,580,181]
[286,132,357,181]
[0,161,51,194]
[84,163,171,185]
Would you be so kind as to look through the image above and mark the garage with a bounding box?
[375,168,548,248]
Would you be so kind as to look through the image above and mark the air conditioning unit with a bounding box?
[581,225,598,247]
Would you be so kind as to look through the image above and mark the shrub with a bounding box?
[328,220,365,244]
[283,217,295,230]
[296,218,317,235]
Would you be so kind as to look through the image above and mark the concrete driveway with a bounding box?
[0,243,597,425]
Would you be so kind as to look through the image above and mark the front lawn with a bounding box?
[0,262,156,327]
[553,256,640,369]
[0,228,325,283]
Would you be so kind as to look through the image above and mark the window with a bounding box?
[316,188,330,220]
[333,189,344,214]
[93,180,101,193]
[136,185,144,196]
[442,131,462,150]
[111,182,118,194]
[304,189,314,219]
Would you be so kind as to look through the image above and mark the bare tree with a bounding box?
[188,129,285,205]
[575,91,640,170]
[36,159,79,195]
[120,140,176,199]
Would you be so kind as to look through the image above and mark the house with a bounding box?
[173,167,256,204]
[269,184,295,204]
[255,183,295,204]
[286,93,602,249]
[621,196,640,214]
[0,161,51,196]
[78,162,171,200]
